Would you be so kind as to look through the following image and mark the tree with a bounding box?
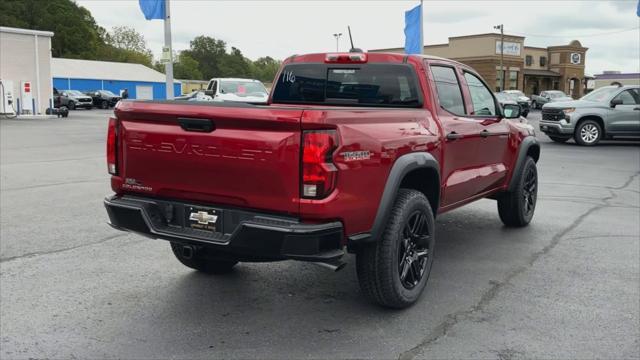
[173,52,203,80]
[182,36,228,79]
[219,47,252,78]
[251,56,281,82]
[0,0,103,59]
[106,26,151,55]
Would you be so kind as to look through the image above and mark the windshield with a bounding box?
[67,90,85,96]
[547,91,567,99]
[581,86,620,102]
[507,91,525,98]
[220,81,267,97]
[100,90,118,97]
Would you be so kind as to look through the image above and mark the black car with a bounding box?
[499,91,530,117]
[53,88,93,110]
[85,90,121,109]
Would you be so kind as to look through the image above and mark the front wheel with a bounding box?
[100,100,108,109]
[498,156,538,227]
[575,120,602,146]
[356,189,435,308]
[170,243,238,274]
[67,101,75,110]
[531,101,538,109]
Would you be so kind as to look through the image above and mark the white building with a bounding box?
[0,26,54,115]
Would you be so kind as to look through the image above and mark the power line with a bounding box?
[511,26,640,38]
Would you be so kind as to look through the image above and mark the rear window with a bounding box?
[272,63,422,107]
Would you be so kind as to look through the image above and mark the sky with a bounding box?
[76,0,640,75]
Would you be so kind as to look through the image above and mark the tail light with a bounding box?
[302,130,338,199]
[325,53,367,63]
[107,117,118,175]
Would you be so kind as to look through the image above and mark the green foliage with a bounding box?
[0,0,281,82]
[0,0,103,59]
[173,52,203,80]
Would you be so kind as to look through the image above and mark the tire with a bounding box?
[531,101,538,110]
[522,110,529,118]
[170,242,238,274]
[548,135,570,143]
[100,100,108,109]
[67,101,75,110]
[356,189,436,309]
[498,156,538,227]
[574,119,602,146]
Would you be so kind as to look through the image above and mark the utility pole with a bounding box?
[333,33,342,52]
[494,24,504,91]
[164,0,174,99]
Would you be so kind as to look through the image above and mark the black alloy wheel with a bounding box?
[398,210,431,289]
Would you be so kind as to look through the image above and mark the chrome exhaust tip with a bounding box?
[312,259,347,272]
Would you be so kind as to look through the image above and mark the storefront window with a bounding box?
[496,70,503,91]
[509,71,518,90]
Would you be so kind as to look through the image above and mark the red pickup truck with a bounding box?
[104,52,539,308]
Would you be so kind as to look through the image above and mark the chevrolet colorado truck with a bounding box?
[104,52,540,308]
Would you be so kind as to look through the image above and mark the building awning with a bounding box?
[523,69,561,77]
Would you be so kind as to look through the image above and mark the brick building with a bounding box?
[371,33,589,98]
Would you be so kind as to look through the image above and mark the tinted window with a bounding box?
[430,66,465,115]
[614,90,639,105]
[272,64,421,107]
[464,72,497,116]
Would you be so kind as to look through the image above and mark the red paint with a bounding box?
[110,52,533,240]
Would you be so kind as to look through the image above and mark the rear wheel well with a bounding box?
[576,116,605,136]
[399,168,440,216]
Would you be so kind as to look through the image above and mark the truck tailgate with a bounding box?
[114,101,303,216]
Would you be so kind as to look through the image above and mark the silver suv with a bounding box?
[539,85,640,145]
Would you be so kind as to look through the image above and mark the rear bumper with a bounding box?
[104,195,344,262]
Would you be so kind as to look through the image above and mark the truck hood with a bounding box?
[544,100,605,109]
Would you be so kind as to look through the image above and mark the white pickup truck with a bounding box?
[204,78,269,103]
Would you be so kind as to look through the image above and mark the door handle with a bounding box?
[480,129,490,138]
[446,131,463,140]
[633,107,640,111]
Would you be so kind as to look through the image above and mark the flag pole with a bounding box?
[419,0,424,55]
[164,0,174,99]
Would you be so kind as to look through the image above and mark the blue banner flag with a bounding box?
[404,4,422,54]
[139,0,165,20]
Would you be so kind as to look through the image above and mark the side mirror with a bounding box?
[610,98,623,108]
[204,89,214,96]
[502,104,521,119]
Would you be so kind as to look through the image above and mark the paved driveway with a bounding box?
[1,109,638,359]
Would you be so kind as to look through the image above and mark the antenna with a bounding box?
[347,26,362,53]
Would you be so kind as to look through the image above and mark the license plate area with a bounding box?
[185,206,223,233]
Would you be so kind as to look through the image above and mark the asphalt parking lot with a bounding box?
[1,109,638,359]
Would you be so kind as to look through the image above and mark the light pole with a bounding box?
[494,24,504,91]
[333,33,342,52]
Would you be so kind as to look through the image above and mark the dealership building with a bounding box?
[372,33,589,98]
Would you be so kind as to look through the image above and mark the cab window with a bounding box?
[613,90,639,105]
[430,65,465,115]
[463,72,497,116]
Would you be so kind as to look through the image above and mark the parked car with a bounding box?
[539,85,640,145]
[499,91,530,117]
[85,90,121,109]
[104,52,539,308]
[174,91,213,102]
[531,90,572,109]
[53,88,93,110]
[204,78,269,103]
